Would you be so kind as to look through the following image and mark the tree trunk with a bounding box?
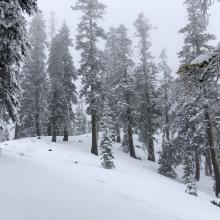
[205,149,213,176]
[128,123,137,159]
[14,123,19,140]
[204,105,220,197]
[47,122,52,136]
[127,103,137,159]
[195,151,200,181]
[147,137,155,162]
[116,124,121,143]
[91,113,98,155]
[52,120,57,143]
[63,129,68,142]
[35,114,41,138]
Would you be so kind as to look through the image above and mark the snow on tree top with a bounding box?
[191,53,212,65]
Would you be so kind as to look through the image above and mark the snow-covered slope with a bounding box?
[0,135,219,220]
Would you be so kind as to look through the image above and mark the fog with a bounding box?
[37,0,220,74]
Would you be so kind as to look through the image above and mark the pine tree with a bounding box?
[61,23,78,141]
[134,13,159,162]
[104,27,122,143]
[99,100,115,169]
[178,0,220,197]
[109,24,137,159]
[17,13,48,138]
[178,0,215,64]
[158,49,176,178]
[75,101,88,135]
[48,23,77,142]
[183,151,198,196]
[0,0,38,123]
[72,0,106,155]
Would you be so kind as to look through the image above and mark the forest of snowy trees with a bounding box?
[1,0,220,203]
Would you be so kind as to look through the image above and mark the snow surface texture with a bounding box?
[0,134,219,220]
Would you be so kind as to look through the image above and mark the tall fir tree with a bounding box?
[134,13,159,162]
[48,23,77,142]
[17,13,48,138]
[104,27,122,143]
[111,24,137,159]
[158,49,177,178]
[178,0,215,64]
[72,0,106,155]
[0,0,38,123]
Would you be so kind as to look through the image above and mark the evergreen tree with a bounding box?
[0,0,38,123]
[75,101,88,135]
[183,151,198,196]
[104,27,123,143]
[72,0,106,155]
[134,13,159,162]
[17,13,48,138]
[158,49,176,178]
[178,0,215,64]
[48,23,77,142]
[177,0,220,197]
[110,24,137,159]
[99,100,115,169]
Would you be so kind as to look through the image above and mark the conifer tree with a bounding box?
[178,0,220,197]
[109,24,137,159]
[48,23,77,142]
[75,101,88,135]
[178,0,215,64]
[72,0,106,155]
[183,151,198,196]
[17,13,48,138]
[104,27,122,143]
[0,0,38,123]
[158,49,176,178]
[134,13,159,162]
[99,100,115,169]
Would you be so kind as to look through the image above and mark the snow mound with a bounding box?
[0,135,219,220]
[191,53,212,65]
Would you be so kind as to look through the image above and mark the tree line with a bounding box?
[0,0,220,198]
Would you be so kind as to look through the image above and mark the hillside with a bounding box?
[0,135,219,220]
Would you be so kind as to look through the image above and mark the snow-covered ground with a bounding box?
[0,134,219,220]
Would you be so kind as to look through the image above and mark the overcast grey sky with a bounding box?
[37,0,220,74]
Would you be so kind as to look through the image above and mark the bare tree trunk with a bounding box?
[147,137,155,162]
[35,114,41,138]
[127,104,137,159]
[91,113,98,155]
[205,149,213,176]
[52,119,57,142]
[128,124,137,159]
[47,121,52,136]
[63,128,68,142]
[195,151,200,181]
[204,104,220,197]
[14,123,19,140]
